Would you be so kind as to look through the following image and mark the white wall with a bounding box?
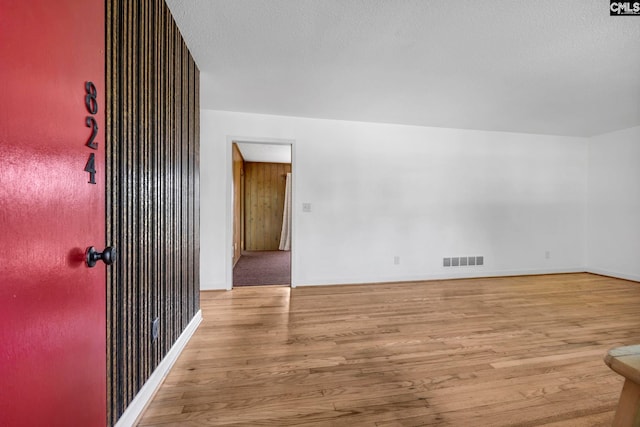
[200,110,588,290]
[587,126,640,282]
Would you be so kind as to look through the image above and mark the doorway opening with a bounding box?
[230,140,293,288]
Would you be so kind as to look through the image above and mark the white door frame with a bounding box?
[226,136,296,289]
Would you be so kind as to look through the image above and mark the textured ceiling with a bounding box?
[166,0,640,137]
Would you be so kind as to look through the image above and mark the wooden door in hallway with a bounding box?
[244,161,292,251]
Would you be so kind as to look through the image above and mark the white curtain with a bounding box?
[278,172,292,251]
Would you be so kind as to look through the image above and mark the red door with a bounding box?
[0,0,107,425]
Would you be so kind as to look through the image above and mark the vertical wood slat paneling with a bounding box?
[244,162,292,251]
[106,1,200,425]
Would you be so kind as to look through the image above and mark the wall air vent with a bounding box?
[443,256,484,267]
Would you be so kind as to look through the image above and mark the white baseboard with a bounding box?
[296,267,587,287]
[115,310,203,427]
[586,268,640,283]
[200,281,229,291]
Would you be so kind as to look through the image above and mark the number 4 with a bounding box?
[84,153,96,184]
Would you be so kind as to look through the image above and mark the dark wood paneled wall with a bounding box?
[232,144,244,265]
[244,162,291,251]
[106,1,200,425]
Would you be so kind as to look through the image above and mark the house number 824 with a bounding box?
[84,81,98,184]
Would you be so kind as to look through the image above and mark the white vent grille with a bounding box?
[443,256,484,267]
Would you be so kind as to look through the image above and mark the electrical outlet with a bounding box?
[152,317,159,342]
[394,256,400,265]
[302,203,312,212]
[545,251,550,259]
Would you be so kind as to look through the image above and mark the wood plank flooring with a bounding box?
[137,273,640,426]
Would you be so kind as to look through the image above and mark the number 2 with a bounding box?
[86,116,98,149]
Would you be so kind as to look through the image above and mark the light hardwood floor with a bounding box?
[137,273,640,426]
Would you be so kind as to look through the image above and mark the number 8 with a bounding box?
[85,81,98,114]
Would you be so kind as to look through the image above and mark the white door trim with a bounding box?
[225,136,296,290]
